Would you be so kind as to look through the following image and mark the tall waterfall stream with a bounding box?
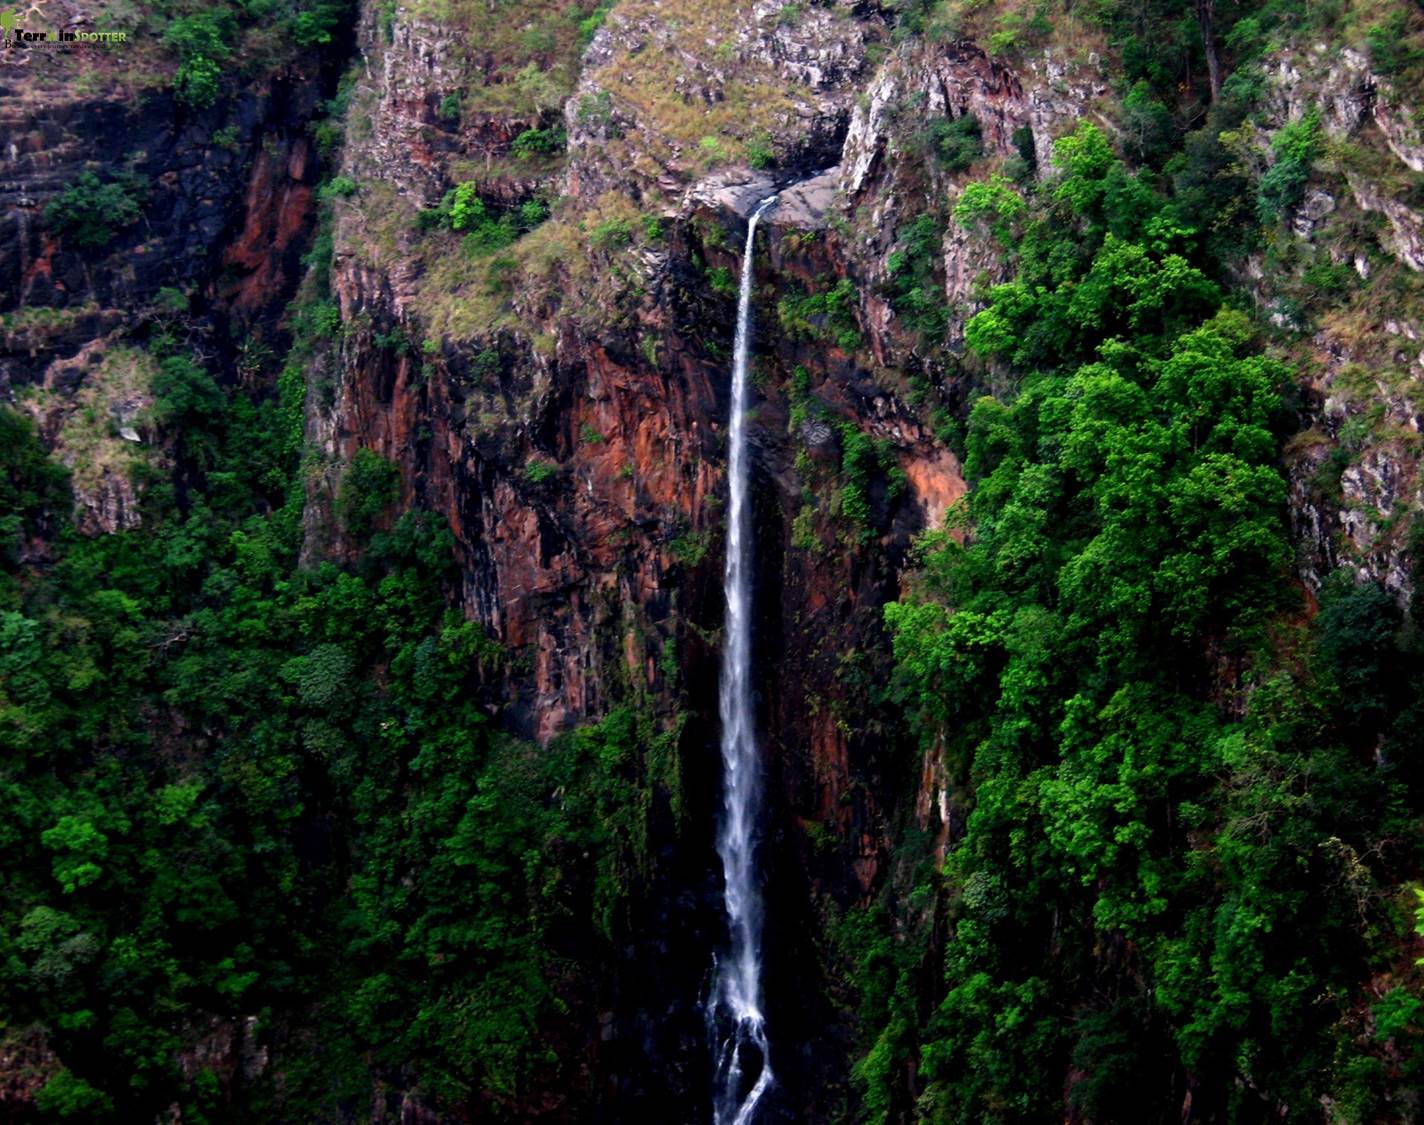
[708,195,778,1125]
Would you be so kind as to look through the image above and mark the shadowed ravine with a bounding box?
[708,195,779,1125]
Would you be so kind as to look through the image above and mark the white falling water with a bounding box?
[709,194,778,1125]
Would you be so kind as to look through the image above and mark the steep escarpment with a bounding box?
[302,0,1424,1116]
[1,16,343,534]
[4,0,1424,1120]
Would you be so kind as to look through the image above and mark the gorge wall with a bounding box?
[3,0,1424,1120]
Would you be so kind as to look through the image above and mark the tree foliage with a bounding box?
[0,316,670,1119]
[863,118,1424,1123]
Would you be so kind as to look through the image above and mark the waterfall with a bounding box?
[709,194,778,1125]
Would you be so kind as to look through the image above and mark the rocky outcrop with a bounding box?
[565,0,872,203]
[0,70,330,510]
[1286,316,1424,603]
[1247,43,1424,603]
[1346,173,1424,272]
[839,39,1109,198]
[1267,44,1424,173]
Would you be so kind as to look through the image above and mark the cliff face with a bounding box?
[1257,44,1424,603]
[303,3,1424,1112]
[4,0,1423,1119]
[1,46,333,533]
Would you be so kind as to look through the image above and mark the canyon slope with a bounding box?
[3,0,1424,1120]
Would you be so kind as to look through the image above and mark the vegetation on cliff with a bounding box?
[873,119,1424,1122]
[0,244,673,1124]
[4,0,1424,1119]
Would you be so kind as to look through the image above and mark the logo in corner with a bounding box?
[1,3,128,51]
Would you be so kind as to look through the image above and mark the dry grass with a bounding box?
[403,0,608,118]
[914,0,1109,65]
[589,0,806,164]
[343,179,416,272]
[21,346,156,500]
[420,190,656,341]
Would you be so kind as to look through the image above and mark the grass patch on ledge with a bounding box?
[401,0,609,120]
[589,0,807,165]
[19,347,157,503]
[420,191,657,342]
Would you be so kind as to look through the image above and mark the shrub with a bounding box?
[154,354,223,427]
[162,11,235,109]
[923,114,983,171]
[1120,81,1174,165]
[778,278,861,350]
[485,255,518,295]
[463,221,516,258]
[295,301,342,341]
[337,449,400,536]
[1257,111,1320,224]
[43,172,146,249]
[886,214,947,338]
[589,216,632,251]
[290,6,338,46]
[697,135,727,166]
[319,176,358,200]
[175,57,223,110]
[524,459,558,485]
[311,119,342,158]
[953,174,1025,245]
[35,1070,113,1118]
[472,349,502,381]
[0,409,69,568]
[747,132,775,170]
[1365,11,1424,77]
[708,266,737,297]
[579,1,613,43]
[448,182,485,230]
[420,184,547,254]
[1011,124,1037,176]
[511,125,566,160]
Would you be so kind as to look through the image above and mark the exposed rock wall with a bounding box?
[1,65,330,530]
[1260,44,1424,603]
[303,2,1424,1114]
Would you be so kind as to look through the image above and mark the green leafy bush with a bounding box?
[162,11,235,109]
[336,448,400,536]
[778,278,862,351]
[42,172,146,250]
[1365,10,1424,78]
[1257,111,1321,225]
[922,114,984,171]
[0,410,69,572]
[418,183,547,255]
[524,459,558,484]
[288,0,344,46]
[511,124,566,159]
[319,176,358,200]
[708,265,737,297]
[746,132,775,169]
[886,214,948,339]
[589,216,632,251]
